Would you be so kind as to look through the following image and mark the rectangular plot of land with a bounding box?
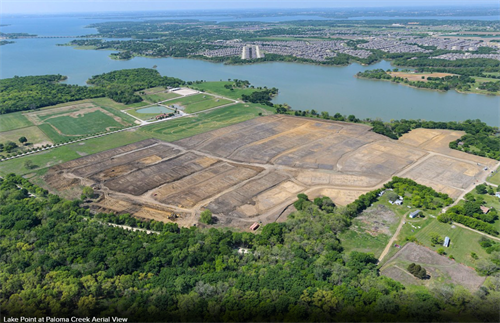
[229,126,328,164]
[207,172,289,217]
[273,135,373,169]
[195,118,305,158]
[339,141,427,176]
[105,152,218,196]
[0,126,52,147]
[54,139,159,171]
[46,110,124,136]
[153,163,263,208]
[404,155,482,192]
[76,145,182,180]
[0,112,33,132]
[174,116,281,149]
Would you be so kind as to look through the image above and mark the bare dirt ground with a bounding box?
[356,204,398,236]
[389,72,455,82]
[173,88,199,96]
[381,243,485,290]
[44,115,499,230]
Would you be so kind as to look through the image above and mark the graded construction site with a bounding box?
[44,115,498,229]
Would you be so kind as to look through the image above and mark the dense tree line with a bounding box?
[241,87,278,106]
[479,80,500,92]
[438,206,499,236]
[357,69,489,93]
[2,174,499,321]
[0,69,186,113]
[87,68,185,104]
[0,75,105,114]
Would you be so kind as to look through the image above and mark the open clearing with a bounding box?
[22,103,133,141]
[0,126,52,147]
[389,72,455,82]
[163,93,233,113]
[381,243,485,290]
[0,112,33,132]
[143,92,181,102]
[43,115,497,230]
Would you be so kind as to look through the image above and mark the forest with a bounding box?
[1,174,499,321]
[0,69,186,113]
[356,69,495,93]
[0,75,105,114]
[241,87,278,106]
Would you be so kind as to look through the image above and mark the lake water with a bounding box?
[1,15,499,126]
[136,106,173,114]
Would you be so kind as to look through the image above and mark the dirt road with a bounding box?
[378,211,409,263]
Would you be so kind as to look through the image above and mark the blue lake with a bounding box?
[0,15,499,126]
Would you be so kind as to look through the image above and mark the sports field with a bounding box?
[0,112,33,132]
[46,111,124,136]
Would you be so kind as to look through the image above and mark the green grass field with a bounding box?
[0,112,33,132]
[411,220,490,268]
[338,227,391,258]
[138,103,273,142]
[487,166,500,185]
[183,98,233,113]
[91,97,150,111]
[143,92,181,103]
[190,82,257,100]
[0,126,52,147]
[38,124,69,143]
[45,111,124,136]
[339,195,413,258]
[0,130,149,176]
[0,102,273,176]
[162,93,234,113]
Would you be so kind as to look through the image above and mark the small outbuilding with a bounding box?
[480,206,490,214]
[249,222,260,231]
[409,210,421,218]
[443,236,450,248]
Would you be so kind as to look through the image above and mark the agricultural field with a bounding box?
[0,112,33,131]
[190,81,257,100]
[381,243,485,291]
[36,114,498,231]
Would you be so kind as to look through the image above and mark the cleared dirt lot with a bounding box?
[381,243,485,290]
[45,115,498,229]
[389,72,455,82]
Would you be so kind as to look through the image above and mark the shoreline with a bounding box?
[355,75,500,96]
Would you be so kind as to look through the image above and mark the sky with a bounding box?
[1,0,499,14]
